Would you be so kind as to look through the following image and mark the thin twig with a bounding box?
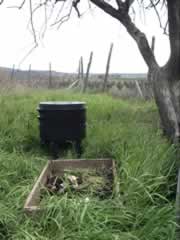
[51,4,73,29]
[41,3,48,39]
[18,43,38,67]
[57,6,73,29]
[29,0,38,46]
[149,0,163,28]
[26,0,50,40]
[73,0,81,17]
[143,0,168,35]
[163,20,169,35]
[7,0,26,9]
[54,1,66,24]
[31,0,49,16]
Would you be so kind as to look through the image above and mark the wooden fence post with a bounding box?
[80,56,84,88]
[83,51,93,93]
[77,58,81,80]
[48,62,52,89]
[10,64,15,81]
[102,43,114,92]
[28,64,31,87]
[135,80,144,98]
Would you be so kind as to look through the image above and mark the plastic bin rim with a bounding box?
[38,101,86,110]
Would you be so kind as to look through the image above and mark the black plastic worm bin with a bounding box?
[38,101,86,158]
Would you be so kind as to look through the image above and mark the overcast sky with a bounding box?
[0,0,170,73]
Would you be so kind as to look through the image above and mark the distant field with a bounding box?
[0,66,147,88]
[0,90,176,240]
[0,66,151,99]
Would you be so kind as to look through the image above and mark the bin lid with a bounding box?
[38,101,86,110]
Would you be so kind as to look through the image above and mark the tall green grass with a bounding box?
[0,90,177,239]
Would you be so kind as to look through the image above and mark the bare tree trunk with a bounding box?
[147,36,156,97]
[83,51,93,93]
[102,43,113,92]
[150,0,180,143]
[150,66,180,143]
[145,66,180,197]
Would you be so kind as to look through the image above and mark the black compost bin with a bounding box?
[38,101,86,157]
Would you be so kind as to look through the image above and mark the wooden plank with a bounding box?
[24,162,50,213]
[112,160,120,197]
[24,159,117,215]
[52,159,113,175]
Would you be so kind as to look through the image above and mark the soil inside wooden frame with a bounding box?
[42,165,114,200]
[24,159,117,214]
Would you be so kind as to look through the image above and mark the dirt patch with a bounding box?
[43,168,113,199]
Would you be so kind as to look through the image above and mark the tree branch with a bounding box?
[147,0,168,35]
[90,0,158,69]
[7,0,27,9]
[91,0,123,19]
[125,0,135,11]
[116,0,135,12]
[51,4,73,29]
[29,0,38,46]
[73,0,81,17]
[116,0,123,9]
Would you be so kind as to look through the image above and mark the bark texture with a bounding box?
[149,66,180,142]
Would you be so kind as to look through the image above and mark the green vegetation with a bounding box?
[0,90,177,239]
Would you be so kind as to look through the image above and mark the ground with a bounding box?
[0,90,177,240]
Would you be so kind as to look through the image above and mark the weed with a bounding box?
[0,90,176,239]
